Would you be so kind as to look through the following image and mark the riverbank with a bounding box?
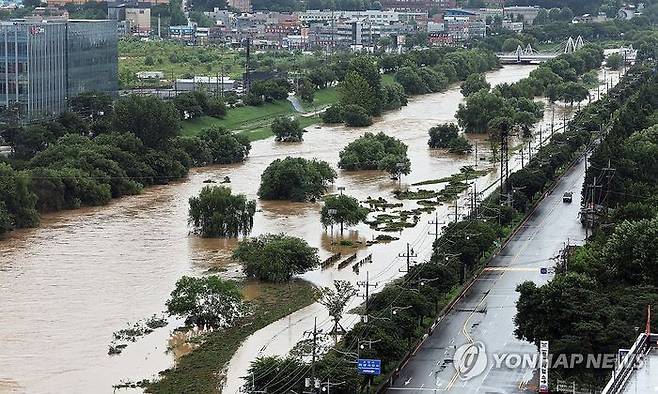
[145,279,319,393]
[180,97,325,141]
[0,65,548,393]
[180,73,393,141]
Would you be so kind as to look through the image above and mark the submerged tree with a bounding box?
[460,73,491,97]
[447,136,473,155]
[606,52,623,70]
[188,186,256,238]
[258,157,337,202]
[338,132,409,173]
[428,123,460,149]
[166,275,243,328]
[320,194,369,236]
[271,116,304,142]
[233,233,320,282]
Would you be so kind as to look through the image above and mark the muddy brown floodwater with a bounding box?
[0,65,609,394]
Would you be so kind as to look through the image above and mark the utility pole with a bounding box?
[245,37,252,93]
[398,243,417,273]
[500,127,510,195]
[474,140,478,166]
[584,176,602,233]
[428,212,444,241]
[528,139,532,161]
[221,63,225,98]
[468,183,478,219]
[215,71,219,99]
[600,159,616,217]
[519,149,525,168]
[551,106,555,136]
[320,378,345,394]
[304,317,323,394]
[450,197,461,224]
[357,271,378,317]
[248,371,267,394]
[539,125,543,146]
[563,112,567,132]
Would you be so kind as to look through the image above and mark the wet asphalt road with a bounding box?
[387,154,588,393]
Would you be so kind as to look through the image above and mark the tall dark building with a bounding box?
[0,19,118,122]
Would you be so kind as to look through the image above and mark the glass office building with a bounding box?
[0,20,117,122]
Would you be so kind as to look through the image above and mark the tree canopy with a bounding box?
[338,132,410,176]
[460,73,491,97]
[166,275,243,328]
[320,194,369,235]
[188,186,256,238]
[197,126,251,164]
[113,94,181,149]
[233,233,320,282]
[338,55,383,116]
[606,52,623,70]
[320,280,358,333]
[512,64,658,384]
[271,116,304,142]
[428,123,460,149]
[258,157,337,202]
[342,104,373,127]
[0,163,39,235]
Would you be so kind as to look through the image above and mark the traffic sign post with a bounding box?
[539,340,549,393]
[357,359,381,376]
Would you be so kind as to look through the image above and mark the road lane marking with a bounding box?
[443,160,587,392]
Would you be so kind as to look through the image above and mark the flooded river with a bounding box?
[0,65,613,393]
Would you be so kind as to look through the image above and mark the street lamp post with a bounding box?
[328,208,338,239]
[396,162,405,186]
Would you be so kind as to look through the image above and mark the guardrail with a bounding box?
[601,333,652,394]
[375,140,593,393]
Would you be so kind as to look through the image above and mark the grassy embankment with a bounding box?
[181,87,338,141]
[146,279,319,393]
[180,74,397,141]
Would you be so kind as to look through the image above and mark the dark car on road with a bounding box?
[563,191,573,203]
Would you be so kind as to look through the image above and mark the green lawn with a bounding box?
[236,114,323,142]
[182,98,324,142]
[181,100,297,136]
[181,83,340,140]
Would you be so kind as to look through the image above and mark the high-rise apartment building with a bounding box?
[0,19,118,122]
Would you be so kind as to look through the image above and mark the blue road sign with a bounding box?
[357,359,381,375]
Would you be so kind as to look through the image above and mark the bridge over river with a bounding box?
[497,36,638,65]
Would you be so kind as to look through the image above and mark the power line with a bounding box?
[397,242,417,273]
[357,271,378,318]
